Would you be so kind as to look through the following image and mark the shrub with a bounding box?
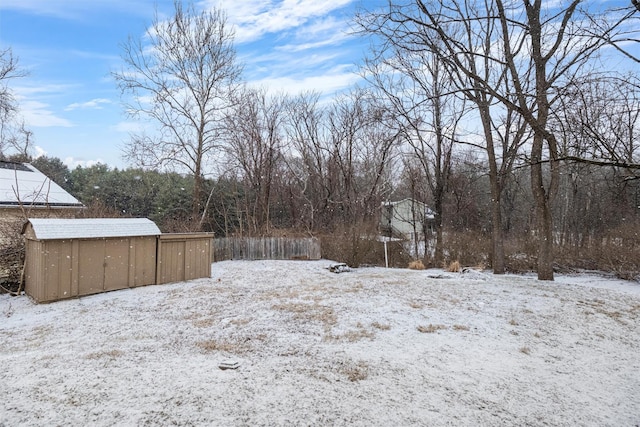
[446,260,461,272]
[0,218,26,294]
[320,222,411,267]
[408,260,425,270]
[444,230,491,268]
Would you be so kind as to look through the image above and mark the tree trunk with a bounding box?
[192,149,203,231]
[478,101,505,274]
[531,133,554,280]
[491,197,505,274]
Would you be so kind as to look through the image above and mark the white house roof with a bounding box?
[25,218,161,240]
[0,161,83,208]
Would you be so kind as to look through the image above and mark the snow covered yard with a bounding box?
[1,260,639,426]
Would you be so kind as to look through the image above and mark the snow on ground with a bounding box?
[1,260,639,426]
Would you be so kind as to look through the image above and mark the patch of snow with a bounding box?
[1,260,639,425]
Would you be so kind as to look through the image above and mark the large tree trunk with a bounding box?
[490,196,505,274]
[531,133,554,280]
[433,190,444,265]
[479,101,505,274]
[192,139,204,231]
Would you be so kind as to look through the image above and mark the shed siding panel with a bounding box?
[157,234,212,285]
[160,240,184,284]
[49,240,73,301]
[78,240,105,295]
[104,238,130,291]
[71,240,80,297]
[131,237,156,287]
[185,239,209,280]
[188,239,203,280]
[24,240,44,302]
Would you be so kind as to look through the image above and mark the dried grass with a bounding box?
[371,322,391,331]
[192,318,216,328]
[408,260,425,270]
[85,349,123,360]
[339,360,369,382]
[271,302,337,331]
[196,334,268,355]
[446,260,461,273]
[327,328,375,342]
[417,324,447,333]
[326,322,375,342]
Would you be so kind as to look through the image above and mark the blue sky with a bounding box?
[0,0,380,169]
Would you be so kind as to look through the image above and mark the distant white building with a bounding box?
[380,198,435,240]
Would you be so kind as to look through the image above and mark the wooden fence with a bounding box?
[213,237,321,261]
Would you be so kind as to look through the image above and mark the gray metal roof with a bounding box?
[0,161,83,207]
[26,218,161,240]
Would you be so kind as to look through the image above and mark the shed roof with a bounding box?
[24,218,161,240]
[0,161,83,208]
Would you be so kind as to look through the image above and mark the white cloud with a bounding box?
[20,100,73,128]
[14,84,75,128]
[63,157,105,169]
[112,121,145,133]
[275,31,350,52]
[274,15,352,52]
[242,50,341,76]
[205,0,355,43]
[248,67,360,95]
[34,146,48,159]
[14,83,75,97]
[65,98,112,111]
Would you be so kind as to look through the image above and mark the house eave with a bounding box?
[0,203,85,209]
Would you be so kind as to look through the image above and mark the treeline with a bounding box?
[17,147,639,278]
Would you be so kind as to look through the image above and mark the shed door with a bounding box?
[77,238,132,295]
[78,240,106,295]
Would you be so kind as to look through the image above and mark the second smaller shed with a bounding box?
[23,218,161,303]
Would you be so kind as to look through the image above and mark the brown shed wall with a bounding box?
[24,234,158,303]
[156,233,213,285]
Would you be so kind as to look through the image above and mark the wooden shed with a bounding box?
[23,218,160,303]
[22,218,215,303]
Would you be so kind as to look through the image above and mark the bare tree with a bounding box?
[0,48,31,159]
[359,0,638,280]
[224,87,287,234]
[327,88,398,224]
[113,1,242,228]
[0,49,22,121]
[553,74,640,246]
[359,24,464,265]
[556,74,640,174]
[282,89,398,234]
[283,92,330,231]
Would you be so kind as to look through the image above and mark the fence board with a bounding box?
[213,237,321,261]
